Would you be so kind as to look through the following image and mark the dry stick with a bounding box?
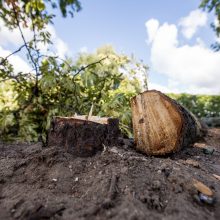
[74,56,108,78]
[83,172,119,217]
[102,172,119,209]
[30,12,41,77]
[12,5,39,97]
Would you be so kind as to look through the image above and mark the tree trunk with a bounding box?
[131,90,205,155]
[47,116,120,157]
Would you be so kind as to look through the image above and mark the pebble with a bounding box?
[157,170,162,174]
[152,180,161,190]
[199,193,215,205]
[123,138,134,148]
[162,168,171,177]
[185,159,200,168]
[193,143,215,155]
[194,193,215,205]
[203,147,215,155]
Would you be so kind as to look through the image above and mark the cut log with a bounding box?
[47,116,120,157]
[131,90,205,155]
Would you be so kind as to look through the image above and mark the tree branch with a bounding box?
[12,4,40,97]
[73,56,108,78]
[0,44,27,66]
[72,56,108,111]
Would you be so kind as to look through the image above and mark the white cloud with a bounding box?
[179,9,207,39]
[145,15,220,95]
[55,39,69,58]
[44,25,70,59]
[0,20,34,47]
[145,19,159,44]
[0,20,70,74]
[148,81,181,94]
[0,20,70,60]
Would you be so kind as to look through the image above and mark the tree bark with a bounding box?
[131,90,205,155]
[47,116,120,157]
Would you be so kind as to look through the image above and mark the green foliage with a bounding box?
[0,1,146,141]
[0,80,17,139]
[0,0,82,141]
[200,0,220,50]
[0,46,147,141]
[168,93,220,118]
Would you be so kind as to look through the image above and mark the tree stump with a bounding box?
[131,90,204,155]
[47,116,120,157]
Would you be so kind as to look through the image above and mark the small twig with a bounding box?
[102,144,108,154]
[102,173,119,209]
[82,172,119,217]
[0,44,26,65]
[72,56,108,110]
[88,103,94,120]
[12,5,40,97]
[73,56,108,78]
[108,173,119,200]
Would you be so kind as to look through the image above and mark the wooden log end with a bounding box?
[131,90,202,155]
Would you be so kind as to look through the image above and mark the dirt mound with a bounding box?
[0,129,220,220]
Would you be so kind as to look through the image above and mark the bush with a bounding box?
[168,93,220,118]
[0,46,148,141]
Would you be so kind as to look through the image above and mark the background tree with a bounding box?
[0,0,81,139]
[200,0,220,50]
[0,45,147,141]
[0,0,81,97]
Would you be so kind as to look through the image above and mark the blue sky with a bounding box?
[52,0,220,94]
[54,0,211,58]
[0,0,219,94]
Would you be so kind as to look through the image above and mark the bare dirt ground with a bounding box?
[0,128,220,220]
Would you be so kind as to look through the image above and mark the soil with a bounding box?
[0,128,220,220]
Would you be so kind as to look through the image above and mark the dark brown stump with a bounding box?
[131,90,205,155]
[47,116,120,157]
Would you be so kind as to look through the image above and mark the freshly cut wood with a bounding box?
[131,90,204,155]
[47,116,120,157]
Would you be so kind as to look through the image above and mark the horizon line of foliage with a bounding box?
[168,93,220,118]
